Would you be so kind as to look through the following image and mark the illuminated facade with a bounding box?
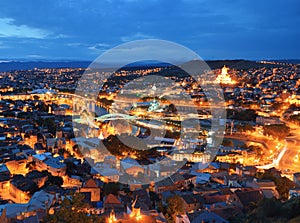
[216,65,236,85]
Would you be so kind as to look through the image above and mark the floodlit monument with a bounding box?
[216,65,236,85]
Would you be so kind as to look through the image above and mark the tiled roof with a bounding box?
[104,194,121,205]
[83,178,99,188]
[235,189,263,207]
[170,172,185,183]
[155,177,174,187]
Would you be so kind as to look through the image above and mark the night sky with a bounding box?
[0,0,299,61]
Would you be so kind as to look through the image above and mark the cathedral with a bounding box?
[216,65,235,85]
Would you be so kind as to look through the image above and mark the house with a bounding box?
[34,142,46,154]
[155,173,197,194]
[120,158,144,177]
[235,189,263,209]
[256,116,282,125]
[155,178,176,194]
[236,165,257,176]
[0,190,55,222]
[91,163,120,183]
[26,170,48,188]
[46,137,66,153]
[199,162,221,173]
[44,156,66,176]
[182,174,197,188]
[203,194,229,209]
[32,153,66,176]
[9,175,37,203]
[5,154,28,175]
[46,138,56,152]
[180,194,204,212]
[225,174,243,187]
[65,158,91,176]
[103,194,124,213]
[212,206,243,222]
[80,178,101,202]
[252,178,279,198]
[63,174,82,187]
[190,172,211,185]
[210,171,229,185]
[0,164,10,192]
[132,189,152,211]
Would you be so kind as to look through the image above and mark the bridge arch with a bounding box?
[95,113,136,121]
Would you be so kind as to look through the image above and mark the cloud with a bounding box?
[27,54,43,59]
[0,18,50,39]
[88,43,111,53]
[121,32,155,42]
[65,42,85,47]
[52,34,70,39]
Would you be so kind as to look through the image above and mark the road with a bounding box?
[277,120,300,173]
[255,120,300,178]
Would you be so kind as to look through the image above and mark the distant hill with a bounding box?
[0,61,91,72]
[0,59,296,72]
[205,59,287,70]
[273,59,300,64]
[123,60,172,68]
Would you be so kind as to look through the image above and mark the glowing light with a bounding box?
[216,65,236,85]
[108,210,116,222]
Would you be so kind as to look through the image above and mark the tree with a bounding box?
[288,114,300,126]
[222,139,234,147]
[260,172,296,200]
[42,118,56,135]
[44,193,105,223]
[244,198,283,223]
[243,197,300,223]
[167,103,177,113]
[263,124,290,139]
[163,195,183,223]
[45,175,64,187]
[233,109,257,122]
[237,124,255,133]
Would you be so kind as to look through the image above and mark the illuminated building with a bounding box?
[216,65,236,85]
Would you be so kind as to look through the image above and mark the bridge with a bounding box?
[94,113,137,121]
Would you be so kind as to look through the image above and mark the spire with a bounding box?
[131,196,138,209]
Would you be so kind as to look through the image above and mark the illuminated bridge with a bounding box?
[94,113,137,121]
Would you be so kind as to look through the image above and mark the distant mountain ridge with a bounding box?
[0,59,298,72]
[0,61,91,72]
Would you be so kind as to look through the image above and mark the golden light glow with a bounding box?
[108,209,116,222]
[216,65,236,85]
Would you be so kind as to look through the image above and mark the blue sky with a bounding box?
[0,0,299,60]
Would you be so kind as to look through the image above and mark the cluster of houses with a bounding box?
[0,63,300,222]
